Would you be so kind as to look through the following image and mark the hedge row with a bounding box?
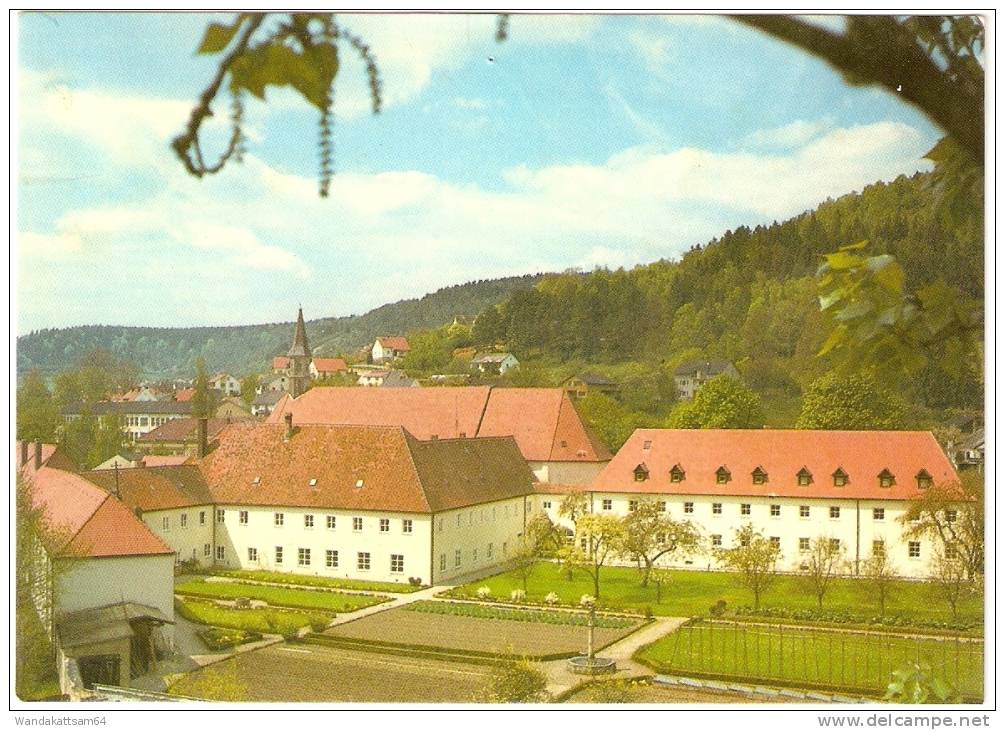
[403,600,638,629]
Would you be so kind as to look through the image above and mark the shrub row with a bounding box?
[197,627,263,651]
[403,600,638,629]
[176,597,331,639]
[731,606,982,633]
[201,568,422,593]
[175,577,387,613]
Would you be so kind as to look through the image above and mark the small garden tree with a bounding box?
[928,547,972,620]
[802,536,847,610]
[480,658,549,703]
[714,524,780,611]
[512,514,561,592]
[559,514,625,600]
[617,500,701,587]
[859,547,899,617]
[901,472,984,583]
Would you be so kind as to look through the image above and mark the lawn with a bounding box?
[403,600,638,628]
[175,576,388,613]
[324,604,641,658]
[176,597,332,637]
[169,644,495,702]
[445,562,983,629]
[636,620,984,701]
[196,568,423,593]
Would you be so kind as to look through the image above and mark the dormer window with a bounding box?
[633,464,650,482]
[355,479,364,489]
[878,469,895,488]
[832,468,848,487]
[643,440,653,450]
[916,470,933,490]
[752,467,768,485]
[252,476,261,486]
[797,468,812,486]
[715,466,731,485]
[670,464,685,483]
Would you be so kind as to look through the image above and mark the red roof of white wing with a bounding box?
[377,336,410,351]
[27,467,173,557]
[592,429,959,501]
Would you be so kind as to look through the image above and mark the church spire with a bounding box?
[288,307,311,358]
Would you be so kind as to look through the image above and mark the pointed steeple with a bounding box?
[288,307,311,358]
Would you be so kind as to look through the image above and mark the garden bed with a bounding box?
[175,576,388,613]
[403,600,638,628]
[176,597,332,638]
[199,568,423,593]
[197,627,263,651]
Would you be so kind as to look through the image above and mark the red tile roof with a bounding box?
[141,454,192,467]
[312,357,348,373]
[377,336,410,352]
[83,465,213,512]
[138,417,242,444]
[25,466,173,558]
[266,386,609,463]
[593,429,959,501]
[199,422,532,512]
[273,356,291,370]
[174,388,195,402]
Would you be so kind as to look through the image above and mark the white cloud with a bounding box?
[743,118,835,150]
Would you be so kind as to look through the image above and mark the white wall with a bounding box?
[214,505,433,585]
[530,460,607,486]
[141,506,215,566]
[536,491,942,579]
[430,496,527,583]
[54,554,176,642]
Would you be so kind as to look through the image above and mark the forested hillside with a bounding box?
[16,274,545,378]
[455,171,983,434]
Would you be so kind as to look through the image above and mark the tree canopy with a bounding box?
[795,371,908,430]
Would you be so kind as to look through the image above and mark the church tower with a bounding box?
[287,307,312,398]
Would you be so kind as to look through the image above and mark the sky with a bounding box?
[14,12,942,333]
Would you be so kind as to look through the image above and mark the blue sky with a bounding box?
[15,12,941,333]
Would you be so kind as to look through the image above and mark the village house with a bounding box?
[356,369,390,387]
[470,352,520,375]
[309,357,349,379]
[16,442,175,694]
[563,372,619,400]
[251,390,286,417]
[267,385,612,485]
[538,429,959,580]
[134,417,240,456]
[371,336,411,363]
[673,359,740,401]
[208,372,241,397]
[380,371,420,388]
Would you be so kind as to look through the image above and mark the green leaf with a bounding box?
[822,250,864,271]
[198,19,244,55]
[229,41,339,111]
[867,255,905,294]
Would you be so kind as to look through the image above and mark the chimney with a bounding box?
[197,417,209,458]
[33,441,43,471]
[20,440,28,468]
[284,412,294,440]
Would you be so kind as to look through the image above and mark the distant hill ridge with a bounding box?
[16,274,546,378]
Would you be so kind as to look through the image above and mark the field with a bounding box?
[169,643,495,702]
[324,604,641,658]
[176,597,332,636]
[446,563,983,628]
[198,568,423,593]
[175,576,388,613]
[635,620,984,700]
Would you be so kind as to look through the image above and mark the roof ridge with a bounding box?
[473,385,493,437]
[546,389,566,462]
[400,429,433,513]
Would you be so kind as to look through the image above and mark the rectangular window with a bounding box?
[439,553,447,571]
[829,506,841,519]
[740,503,751,516]
[180,513,188,528]
[248,547,258,563]
[438,518,444,533]
[712,503,722,515]
[379,518,390,533]
[457,514,462,527]
[326,549,339,568]
[829,538,841,550]
[711,534,722,547]
[473,548,479,563]
[358,552,371,571]
[908,541,921,559]
[602,499,613,511]
[239,510,248,525]
[770,504,781,518]
[402,519,413,534]
[274,512,284,527]
[799,505,810,518]
[945,509,958,523]
[628,500,638,512]
[657,501,667,513]
[770,536,781,549]
[873,540,886,557]
[162,516,170,531]
[487,542,493,558]
[204,543,211,557]
[327,515,336,530]
[304,514,314,529]
[215,546,225,561]
[216,508,225,523]
[543,501,552,509]
[200,511,206,525]
[298,548,311,566]
[684,502,694,514]
[275,546,283,564]
[873,508,885,521]
[799,537,810,552]
[354,517,363,532]
[454,549,462,567]
[390,554,404,573]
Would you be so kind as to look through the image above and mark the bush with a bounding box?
[643,605,654,620]
[480,659,549,703]
[511,589,526,603]
[731,605,980,633]
[544,592,560,606]
[197,627,262,651]
[477,586,492,600]
[710,600,727,617]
